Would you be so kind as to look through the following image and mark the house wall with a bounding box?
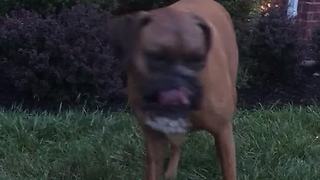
[298,0,320,40]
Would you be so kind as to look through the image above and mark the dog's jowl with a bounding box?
[110,0,238,179]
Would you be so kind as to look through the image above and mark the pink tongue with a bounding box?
[158,88,190,105]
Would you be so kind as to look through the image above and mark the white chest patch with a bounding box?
[145,116,192,134]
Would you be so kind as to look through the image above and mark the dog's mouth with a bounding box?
[141,77,201,134]
[143,86,193,113]
[143,87,193,135]
[158,87,191,106]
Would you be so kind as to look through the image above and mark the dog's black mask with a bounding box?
[141,70,202,118]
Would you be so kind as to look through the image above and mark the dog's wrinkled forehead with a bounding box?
[140,9,209,56]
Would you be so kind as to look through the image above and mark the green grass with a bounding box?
[0,106,319,180]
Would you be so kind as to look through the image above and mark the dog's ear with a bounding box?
[191,14,212,54]
[109,11,152,61]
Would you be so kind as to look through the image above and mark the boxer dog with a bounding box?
[110,0,238,179]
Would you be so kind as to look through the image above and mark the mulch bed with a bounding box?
[238,73,320,108]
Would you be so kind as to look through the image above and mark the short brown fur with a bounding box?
[111,0,238,179]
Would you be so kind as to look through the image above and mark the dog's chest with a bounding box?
[145,116,192,134]
[145,116,192,144]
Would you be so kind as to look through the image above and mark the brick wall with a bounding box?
[298,0,320,40]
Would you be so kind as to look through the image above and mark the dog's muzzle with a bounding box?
[141,74,202,134]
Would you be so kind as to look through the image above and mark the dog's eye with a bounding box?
[145,52,172,69]
[145,52,171,62]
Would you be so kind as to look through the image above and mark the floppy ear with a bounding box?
[192,14,212,54]
[109,11,151,62]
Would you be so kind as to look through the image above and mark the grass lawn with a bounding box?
[0,106,319,180]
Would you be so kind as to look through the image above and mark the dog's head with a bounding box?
[110,9,211,131]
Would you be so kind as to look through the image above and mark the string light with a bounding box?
[260,1,280,12]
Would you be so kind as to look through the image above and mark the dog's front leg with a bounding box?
[143,128,168,180]
[211,122,236,180]
[164,143,181,180]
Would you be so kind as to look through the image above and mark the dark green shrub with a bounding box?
[109,0,176,14]
[0,0,77,15]
[0,0,177,15]
[112,0,260,16]
[114,0,263,18]
[0,0,260,16]
[312,27,320,64]
[218,0,260,18]
[244,7,301,87]
[0,5,123,105]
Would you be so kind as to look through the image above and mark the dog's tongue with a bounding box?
[158,88,190,106]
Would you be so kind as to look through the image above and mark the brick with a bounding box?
[300,2,310,12]
[307,12,314,20]
[301,12,320,20]
[296,0,320,40]
[306,29,313,39]
[304,20,320,24]
[298,1,305,12]
[298,2,305,8]
[310,5,320,11]
[301,0,320,3]
[298,5,304,13]
[300,2,320,12]
[311,12,320,20]
[297,20,308,27]
[300,28,313,40]
[298,12,307,19]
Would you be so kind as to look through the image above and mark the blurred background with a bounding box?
[0,0,319,110]
[0,1,319,180]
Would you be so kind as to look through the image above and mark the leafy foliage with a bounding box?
[311,27,320,64]
[242,7,302,87]
[0,0,305,108]
[0,0,76,15]
[0,5,123,105]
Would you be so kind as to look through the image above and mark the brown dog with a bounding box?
[110,0,238,179]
